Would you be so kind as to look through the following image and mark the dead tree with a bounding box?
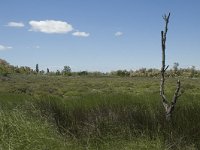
[160,13,181,120]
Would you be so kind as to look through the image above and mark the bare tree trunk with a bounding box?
[160,13,181,120]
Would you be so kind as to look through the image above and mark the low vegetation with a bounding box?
[0,72,200,149]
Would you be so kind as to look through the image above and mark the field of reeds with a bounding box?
[0,75,200,149]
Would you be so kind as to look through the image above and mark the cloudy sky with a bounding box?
[0,0,200,72]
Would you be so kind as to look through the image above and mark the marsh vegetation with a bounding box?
[0,74,200,149]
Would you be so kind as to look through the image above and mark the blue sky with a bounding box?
[0,0,200,72]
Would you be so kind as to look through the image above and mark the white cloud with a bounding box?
[7,22,25,27]
[29,20,73,34]
[72,31,90,37]
[0,45,12,51]
[115,31,123,36]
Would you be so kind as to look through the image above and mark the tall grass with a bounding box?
[33,92,200,149]
[1,75,200,149]
[0,109,81,150]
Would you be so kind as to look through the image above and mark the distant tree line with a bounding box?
[0,59,34,76]
[0,59,199,78]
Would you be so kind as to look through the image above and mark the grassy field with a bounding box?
[0,75,200,149]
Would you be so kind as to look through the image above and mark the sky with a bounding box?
[0,0,200,72]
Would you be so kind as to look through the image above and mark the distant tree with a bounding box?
[173,62,179,72]
[0,59,10,66]
[0,59,11,76]
[173,62,180,76]
[36,64,39,73]
[116,70,130,77]
[47,68,49,74]
[62,66,71,75]
[24,66,33,74]
[78,71,88,76]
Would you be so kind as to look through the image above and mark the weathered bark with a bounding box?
[160,13,181,120]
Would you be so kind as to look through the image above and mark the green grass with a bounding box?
[0,75,200,149]
[0,109,82,150]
